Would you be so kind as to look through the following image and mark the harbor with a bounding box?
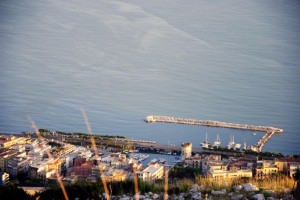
[145,115,284,152]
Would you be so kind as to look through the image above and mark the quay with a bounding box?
[145,115,284,152]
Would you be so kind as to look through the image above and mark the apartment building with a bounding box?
[0,150,18,172]
[137,162,165,182]
[274,158,300,173]
[29,159,49,178]
[184,154,201,168]
[256,160,278,178]
[73,161,93,176]
[202,154,222,173]
[101,169,128,182]
[207,163,252,179]
[0,136,27,148]
[7,156,29,176]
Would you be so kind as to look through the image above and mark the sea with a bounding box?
[0,0,299,155]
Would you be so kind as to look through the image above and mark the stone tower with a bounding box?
[181,142,192,160]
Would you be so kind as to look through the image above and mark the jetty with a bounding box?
[144,115,284,152]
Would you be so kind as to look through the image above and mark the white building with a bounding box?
[202,155,222,173]
[207,164,252,179]
[7,156,29,176]
[137,162,165,182]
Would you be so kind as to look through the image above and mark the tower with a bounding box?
[181,142,192,160]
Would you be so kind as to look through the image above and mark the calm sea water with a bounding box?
[0,0,299,155]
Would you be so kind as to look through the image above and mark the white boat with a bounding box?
[174,160,181,164]
[212,134,221,147]
[234,143,241,149]
[243,140,247,150]
[150,159,158,163]
[201,132,211,148]
[138,154,149,161]
[227,135,235,149]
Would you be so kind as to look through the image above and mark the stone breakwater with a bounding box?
[144,115,284,152]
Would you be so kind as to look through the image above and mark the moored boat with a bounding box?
[227,135,235,149]
[201,132,211,148]
[212,134,221,147]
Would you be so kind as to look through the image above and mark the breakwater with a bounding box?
[251,131,277,152]
[144,115,284,152]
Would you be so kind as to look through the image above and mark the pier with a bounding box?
[251,131,277,152]
[144,115,284,152]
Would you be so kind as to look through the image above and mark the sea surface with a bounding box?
[0,0,299,155]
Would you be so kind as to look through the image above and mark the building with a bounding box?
[181,142,192,160]
[91,165,107,181]
[25,139,39,153]
[0,136,27,149]
[58,144,76,156]
[202,155,222,174]
[27,142,51,159]
[101,153,129,169]
[137,162,165,182]
[289,164,300,178]
[0,150,18,172]
[7,156,29,176]
[48,158,63,174]
[101,169,128,182]
[256,160,278,178]
[184,154,201,168]
[62,175,78,185]
[0,172,9,185]
[206,159,252,179]
[274,158,300,173]
[208,168,252,179]
[65,152,79,168]
[73,161,93,176]
[29,159,49,178]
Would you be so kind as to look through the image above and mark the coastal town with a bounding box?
[0,131,300,199]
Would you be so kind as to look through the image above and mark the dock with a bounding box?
[144,115,284,152]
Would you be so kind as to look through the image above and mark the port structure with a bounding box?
[144,115,284,152]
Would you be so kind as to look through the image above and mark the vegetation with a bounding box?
[38,129,50,133]
[48,141,62,147]
[35,175,295,198]
[0,185,33,200]
[37,183,103,200]
[1,174,296,200]
[249,174,294,193]
[242,149,284,159]
[195,174,294,194]
[73,132,126,140]
[55,131,72,136]
[169,166,202,180]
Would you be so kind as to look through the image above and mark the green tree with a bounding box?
[0,185,33,200]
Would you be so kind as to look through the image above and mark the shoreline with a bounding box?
[0,132,285,157]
